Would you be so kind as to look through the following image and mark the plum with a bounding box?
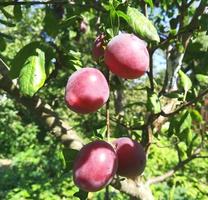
[65,67,109,114]
[104,33,149,79]
[114,137,146,179]
[73,140,118,192]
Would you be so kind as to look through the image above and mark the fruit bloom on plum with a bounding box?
[65,67,109,114]
[104,33,149,79]
[73,140,118,192]
[114,137,146,179]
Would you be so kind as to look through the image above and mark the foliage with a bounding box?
[0,0,208,200]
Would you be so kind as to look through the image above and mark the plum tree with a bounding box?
[114,137,146,179]
[73,140,118,192]
[92,34,105,61]
[104,33,149,79]
[65,67,109,114]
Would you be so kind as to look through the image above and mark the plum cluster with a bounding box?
[64,33,149,192]
[73,138,146,192]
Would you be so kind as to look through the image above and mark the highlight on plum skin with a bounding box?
[73,140,118,192]
[65,67,109,114]
[113,137,146,179]
[104,33,150,79]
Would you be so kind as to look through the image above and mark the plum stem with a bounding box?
[105,69,111,142]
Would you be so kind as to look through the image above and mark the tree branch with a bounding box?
[146,153,207,185]
[0,58,83,150]
[161,87,208,117]
[0,1,69,6]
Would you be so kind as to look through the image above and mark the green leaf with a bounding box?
[74,190,88,200]
[0,36,6,51]
[177,142,188,160]
[178,70,192,101]
[0,19,15,27]
[44,7,59,36]
[110,7,119,36]
[18,49,46,97]
[62,148,79,170]
[116,10,130,22]
[10,41,55,78]
[126,7,160,42]
[13,5,22,21]
[190,109,203,122]
[178,111,192,133]
[144,0,154,8]
[146,91,161,113]
[196,74,208,86]
[94,126,107,139]
[0,8,13,19]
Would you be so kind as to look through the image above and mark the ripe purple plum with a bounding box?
[65,67,109,114]
[104,33,149,79]
[114,137,146,179]
[92,34,105,61]
[73,140,118,192]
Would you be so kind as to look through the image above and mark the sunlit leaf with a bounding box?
[18,49,46,97]
[126,7,160,42]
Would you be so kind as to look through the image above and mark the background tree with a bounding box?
[0,0,208,199]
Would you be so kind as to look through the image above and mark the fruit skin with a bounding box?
[114,137,146,179]
[73,140,118,192]
[65,67,109,114]
[92,34,105,61]
[104,33,149,79]
[80,20,88,33]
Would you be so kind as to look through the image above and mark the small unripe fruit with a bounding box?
[65,67,109,114]
[114,137,146,179]
[92,34,105,61]
[104,33,149,79]
[80,20,88,33]
[73,141,118,192]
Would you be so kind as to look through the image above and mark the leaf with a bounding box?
[0,36,6,51]
[190,109,203,122]
[126,7,160,42]
[178,70,192,101]
[146,91,161,113]
[0,8,13,19]
[94,126,107,139]
[178,111,192,133]
[0,19,15,27]
[196,74,208,86]
[74,190,88,200]
[13,5,22,21]
[163,91,183,99]
[116,10,130,22]
[144,0,154,8]
[177,142,188,160]
[10,41,55,78]
[62,148,79,170]
[18,49,46,97]
[44,7,59,36]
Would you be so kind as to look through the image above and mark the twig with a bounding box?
[0,1,69,6]
[160,87,208,117]
[106,70,110,141]
[147,51,154,92]
[146,153,207,185]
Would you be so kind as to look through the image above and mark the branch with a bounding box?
[161,87,208,117]
[153,0,207,52]
[111,178,154,200]
[0,1,69,6]
[0,58,83,150]
[146,153,207,185]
